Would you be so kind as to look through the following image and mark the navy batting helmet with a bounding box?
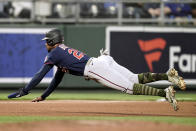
[42,29,63,46]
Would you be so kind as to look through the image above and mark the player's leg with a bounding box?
[138,72,168,84]
[99,53,166,84]
[85,56,165,96]
[104,56,173,86]
[84,57,178,111]
[99,50,185,90]
[138,68,186,90]
[86,55,165,95]
[132,83,178,111]
[85,57,166,97]
[104,55,139,84]
[133,83,165,97]
[84,56,134,94]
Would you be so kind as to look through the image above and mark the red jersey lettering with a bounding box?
[68,49,84,60]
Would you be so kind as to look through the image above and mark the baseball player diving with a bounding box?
[8,28,186,111]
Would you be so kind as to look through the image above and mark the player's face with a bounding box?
[45,43,53,52]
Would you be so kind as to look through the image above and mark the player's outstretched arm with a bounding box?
[25,64,54,91]
[8,64,53,99]
[32,68,65,102]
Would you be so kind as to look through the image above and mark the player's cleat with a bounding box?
[167,68,186,90]
[8,88,29,99]
[164,86,179,111]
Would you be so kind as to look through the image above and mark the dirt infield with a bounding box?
[0,100,196,131]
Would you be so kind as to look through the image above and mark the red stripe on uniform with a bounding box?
[44,62,53,65]
[89,71,132,91]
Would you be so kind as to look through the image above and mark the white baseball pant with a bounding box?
[84,55,139,94]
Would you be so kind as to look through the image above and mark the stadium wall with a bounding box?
[0,25,105,88]
[61,25,105,88]
[0,25,195,89]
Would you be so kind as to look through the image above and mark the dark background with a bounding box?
[110,32,196,79]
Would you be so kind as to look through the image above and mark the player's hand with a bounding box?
[32,96,44,102]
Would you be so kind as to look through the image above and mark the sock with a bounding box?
[138,72,168,84]
[133,83,166,97]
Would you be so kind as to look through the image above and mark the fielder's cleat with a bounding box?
[164,86,179,111]
[167,68,186,90]
[8,88,29,99]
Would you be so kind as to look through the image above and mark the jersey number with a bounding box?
[68,49,84,60]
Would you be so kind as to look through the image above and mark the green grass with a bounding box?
[0,116,196,126]
[0,90,196,101]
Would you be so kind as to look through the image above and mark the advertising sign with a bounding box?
[0,28,53,83]
[106,26,196,84]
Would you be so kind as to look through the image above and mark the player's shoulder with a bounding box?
[44,48,58,64]
[50,46,61,54]
[46,48,58,59]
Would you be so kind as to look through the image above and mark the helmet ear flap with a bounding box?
[46,39,55,46]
